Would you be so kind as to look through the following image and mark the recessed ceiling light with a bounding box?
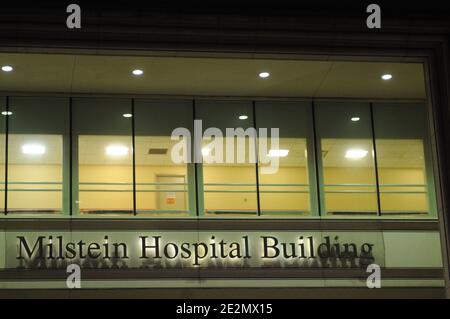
[351,117,360,122]
[345,149,368,159]
[381,74,392,80]
[132,69,144,76]
[22,144,46,155]
[201,148,210,156]
[1,111,12,116]
[258,72,270,78]
[238,115,248,120]
[122,113,133,118]
[106,145,129,156]
[267,149,289,157]
[1,65,13,72]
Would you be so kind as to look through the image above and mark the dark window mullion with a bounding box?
[311,100,323,217]
[193,99,200,217]
[131,98,137,216]
[4,96,9,216]
[69,97,73,216]
[252,101,261,217]
[370,103,382,217]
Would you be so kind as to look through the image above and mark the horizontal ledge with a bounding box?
[0,267,442,280]
[0,218,440,231]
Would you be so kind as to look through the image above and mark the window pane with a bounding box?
[256,101,314,216]
[196,100,257,216]
[0,97,6,214]
[134,99,193,216]
[8,97,69,214]
[73,98,133,215]
[316,102,378,216]
[373,103,436,217]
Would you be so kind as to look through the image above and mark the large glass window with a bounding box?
[73,98,133,215]
[373,103,436,217]
[315,102,378,217]
[7,97,69,215]
[0,95,438,220]
[0,97,6,214]
[256,101,316,216]
[134,99,194,216]
[196,100,257,216]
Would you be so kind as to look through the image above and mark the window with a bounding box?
[315,102,378,217]
[256,101,316,216]
[373,103,437,217]
[7,97,69,215]
[134,99,194,216]
[196,100,258,216]
[0,95,438,220]
[0,97,6,214]
[73,98,133,215]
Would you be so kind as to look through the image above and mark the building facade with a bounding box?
[0,3,450,298]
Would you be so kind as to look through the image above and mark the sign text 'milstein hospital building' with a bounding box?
[0,3,450,299]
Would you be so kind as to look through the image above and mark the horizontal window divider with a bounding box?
[204,183,309,187]
[136,210,190,214]
[2,181,63,185]
[79,189,186,193]
[324,183,426,187]
[325,190,427,194]
[204,190,256,193]
[259,190,309,193]
[380,191,427,194]
[204,183,260,186]
[136,190,186,193]
[260,210,310,214]
[204,190,308,193]
[78,189,133,192]
[259,184,309,187]
[325,190,376,193]
[381,184,426,187]
[78,182,187,186]
[3,188,62,192]
[324,184,377,187]
[206,210,258,214]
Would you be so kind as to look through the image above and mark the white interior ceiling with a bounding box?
[0,53,427,169]
[0,53,426,99]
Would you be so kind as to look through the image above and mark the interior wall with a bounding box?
[3,164,61,211]
[0,164,430,214]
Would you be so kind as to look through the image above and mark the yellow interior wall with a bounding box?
[0,163,430,214]
[2,164,62,211]
[203,165,258,212]
[202,166,310,212]
[79,165,187,211]
[378,168,427,213]
[135,165,187,211]
[323,167,427,213]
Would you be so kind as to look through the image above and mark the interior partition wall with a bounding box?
[0,96,438,220]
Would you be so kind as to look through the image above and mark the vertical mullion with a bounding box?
[4,96,9,215]
[252,101,261,216]
[69,97,73,216]
[132,98,137,216]
[311,100,323,217]
[193,100,200,217]
[370,103,382,217]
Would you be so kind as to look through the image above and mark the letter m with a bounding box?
[17,236,45,259]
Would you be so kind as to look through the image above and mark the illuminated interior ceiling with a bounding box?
[0,53,426,99]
